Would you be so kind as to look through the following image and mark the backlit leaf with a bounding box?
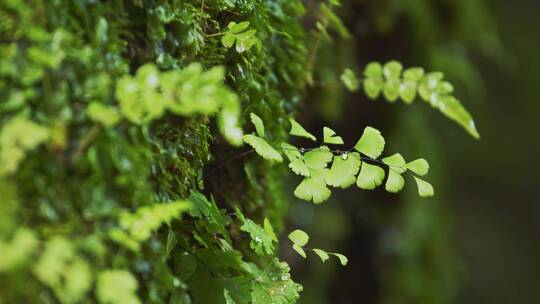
[414,177,434,197]
[288,229,309,247]
[340,69,360,91]
[383,61,403,79]
[249,113,265,137]
[292,244,306,258]
[243,135,283,162]
[289,158,310,177]
[303,146,333,169]
[323,127,344,145]
[382,153,406,174]
[356,163,385,190]
[406,158,429,176]
[385,170,405,193]
[325,152,361,188]
[331,253,348,266]
[294,175,331,204]
[354,126,385,158]
[289,118,316,141]
[312,249,329,262]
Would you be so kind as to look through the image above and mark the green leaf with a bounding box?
[87,102,121,127]
[363,78,383,99]
[383,60,403,79]
[385,170,405,193]
[323,127,344,145]
[264,218,277,242]
[281,142,302,161]
[325,152,361,188]
[364,62,382,78]
[289,158,310,177]
[249,113,265,137]
[294,174,331,204]
[224,289,237,304]
[356,163,385,190]
[319,4,351,39]
[97,270,140,304]
[340,68,360,91]
[399,80,417,103]
[289,118,316,141]
[0,228,38,272]
[438,96,480,139]
[292,244,306,258]
[219,96,243,146]
[383,79,400,102]
[303,146,333,169]
[331,253,348,266]
[437,81,454,94]
[239,216,276,255]
[235,30,257,53]
[243,135,283,162]
[112,201,191,249]
[382,153,406,174]
[221,32,236,48]
[312,249,329,263]
[288,229,309,247]
[354,126,385,158]
[228,21,250,33]
[403,67,424,81]
[414,177,434,197]
[406,158,429,176]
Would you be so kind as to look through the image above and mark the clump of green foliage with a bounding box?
[0,0,480,303]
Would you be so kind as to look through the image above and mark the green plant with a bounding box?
[243,113,434,204]
[341,60,480,139]
[0,0,481,303]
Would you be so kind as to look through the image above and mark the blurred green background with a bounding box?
[286,0,540,303]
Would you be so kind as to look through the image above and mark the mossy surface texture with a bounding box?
[0,0,308,303]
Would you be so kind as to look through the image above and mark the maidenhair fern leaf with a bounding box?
[325,152,361,188]
[406,158,430,176]
[294,175,331,204]
[289,158,310,177]
[340,69,360,91]
[312,249,330,263]
[438,96,480,139]
[288,229,348,265]
[249,113,265,137]
[289,118,316,141]
[382,153,406,174]
[385,170,405,193]
[356,162,385,190]
[359,60,480,139]
[354,126,385,158]
[288,229,309,247]
[243,135,283,162]
[303,146,333,169]
[363,62,383,99]
[414,177,434,197]
[292,244,307,258]
[331,253,348,266]
[281,142,303,161]
[323,127,344,145]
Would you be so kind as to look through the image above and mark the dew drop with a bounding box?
[341,152,348,160]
